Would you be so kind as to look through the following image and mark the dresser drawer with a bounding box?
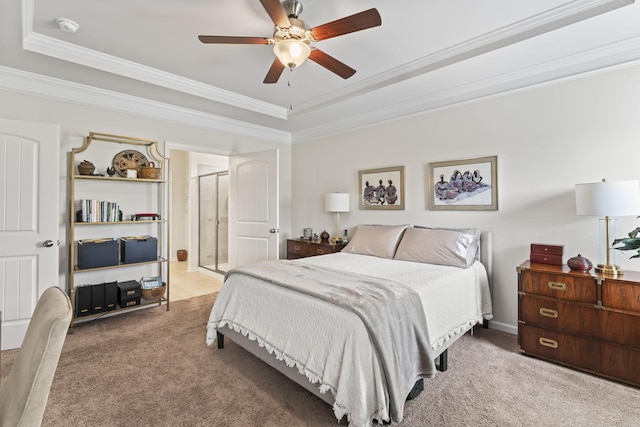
[519,295,640,347]
[287,240,309,258]
[602,279,640,313]
[519,324,640,387]
[309,242,334,256]
[519,270,597,304]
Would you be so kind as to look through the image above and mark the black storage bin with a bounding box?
[77,239,119,270]
[119,296,141,308]
[104,281,118,311]
[117,280,141,307]
[120,236,157,264]
[75,285,91,317]
[91,283,105,314]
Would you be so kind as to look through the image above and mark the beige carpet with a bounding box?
[2,293,639,426]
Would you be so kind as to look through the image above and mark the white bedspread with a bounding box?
[206,253,492,426]
[299,253,493,352]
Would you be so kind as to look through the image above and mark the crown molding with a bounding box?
[21,0,632,122]
[21,0,287,120]
[292,35,640,143]
[289,0,634,116]
[0,65,291,144]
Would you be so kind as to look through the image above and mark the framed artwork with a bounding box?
[359,166,405,210]
[427,156,498,211]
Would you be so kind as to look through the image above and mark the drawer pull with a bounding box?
[294,245,301,251]
[547,281,567,291]
[316,249,324,254]
[539,308,558,318]
[538,337,558,349]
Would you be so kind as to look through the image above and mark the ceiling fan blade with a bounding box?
[263,58,286,84]
[260,0,291,28]
[198,35,270,45]
[309,49,356,79]
[310,8,381,41]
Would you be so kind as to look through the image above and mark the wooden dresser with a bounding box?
[517,261,640,387]
[287,239,347,260]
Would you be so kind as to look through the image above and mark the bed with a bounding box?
[206,225,493,426]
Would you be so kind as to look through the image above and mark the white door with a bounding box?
[0,118,60,350]
[229,149,279,268]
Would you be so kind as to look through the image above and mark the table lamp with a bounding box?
[575,179,640,276]
[325,193,350,243]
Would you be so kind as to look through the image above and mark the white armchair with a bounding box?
[0,286,72,427]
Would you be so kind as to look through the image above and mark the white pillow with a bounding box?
[342,225,408,259]
[393,227,478,268]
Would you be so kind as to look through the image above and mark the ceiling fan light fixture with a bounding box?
[273,39,310,69]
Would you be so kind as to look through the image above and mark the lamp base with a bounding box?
[595,263,623,276]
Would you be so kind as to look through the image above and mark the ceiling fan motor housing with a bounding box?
[273,17,309,43]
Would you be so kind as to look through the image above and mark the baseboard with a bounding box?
[487,320,517,335]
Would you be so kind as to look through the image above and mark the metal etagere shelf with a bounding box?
[68,132,170,324]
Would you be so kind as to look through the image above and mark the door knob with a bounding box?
[269,228,279,234]
[43,240,59,248]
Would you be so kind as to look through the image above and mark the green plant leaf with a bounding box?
[612,238,640,251]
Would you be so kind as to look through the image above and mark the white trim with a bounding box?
[21,2,286,120]
[488,321,518,336]
[22,33,288,120]
[292,36,640,143]
[20,0,633,121]
[0,66,291,144]
[289,0,635,115]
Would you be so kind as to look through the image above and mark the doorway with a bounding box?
[199,171,229,274]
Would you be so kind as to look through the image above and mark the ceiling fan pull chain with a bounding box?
[288,68,294,111]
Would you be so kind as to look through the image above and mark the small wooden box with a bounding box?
[530,243,564,265]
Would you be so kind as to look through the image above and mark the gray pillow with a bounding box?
[415,225,481,261]
[342,224,409,259]
[394,227,478,268]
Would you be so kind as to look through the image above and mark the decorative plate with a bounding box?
[112,150,149,177]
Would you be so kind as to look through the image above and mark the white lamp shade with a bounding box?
[575,180,640,216]
[325,193,350,212]
[273,39,310,69]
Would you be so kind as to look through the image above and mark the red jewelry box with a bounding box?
[530,243,564,265]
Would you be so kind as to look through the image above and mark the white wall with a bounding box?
[291,63,640,334]
[170,149,189,259]
[0,89,292,288]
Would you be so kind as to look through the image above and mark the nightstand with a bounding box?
[517,261,640,387]
[287,239,347,260]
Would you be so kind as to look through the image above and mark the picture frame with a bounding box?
[359,166,405,210]
[427,156,498,211]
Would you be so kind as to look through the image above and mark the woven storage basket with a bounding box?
[141,283,166,301]
[139,162,162,179]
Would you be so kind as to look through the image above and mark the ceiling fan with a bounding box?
[198,0,381,84]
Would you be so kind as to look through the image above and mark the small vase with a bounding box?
[177,249,188,261]
[320,230,330,242]
[568,254,592,272]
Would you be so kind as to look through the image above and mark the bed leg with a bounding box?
[216,331,225,349]
[483,319,489,329]
[406,379,424,400]
[436,349,448,372]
